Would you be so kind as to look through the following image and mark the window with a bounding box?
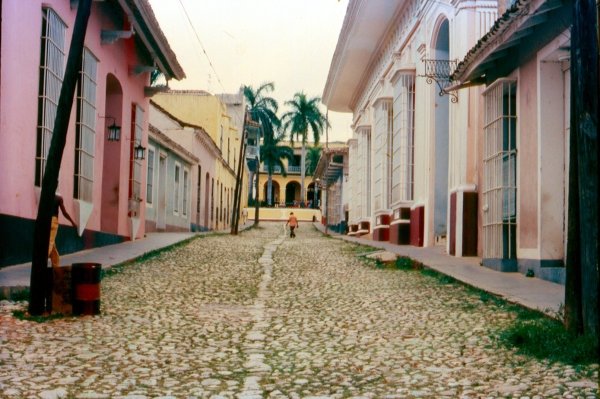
[35,8,66,186]
[392,73,416,203]
[196,165,202,213]
[483,79,517,260]
[373,99,392,212]
[183,168,189,216]
[174,163,180,214]
[146,147,155,205]
[130,105,144,203]
[74,48,98,202]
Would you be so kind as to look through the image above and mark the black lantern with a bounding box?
[101,116,121,141]
[107,121,121,141]
[134,142,146,160]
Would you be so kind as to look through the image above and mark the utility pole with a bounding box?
[29,0,93,315]
[254,156,260,225]
[231,112,248,235]
[565,0,599,343]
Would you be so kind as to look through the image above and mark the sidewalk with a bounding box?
[0,222,254,296]
[313,223,564,317]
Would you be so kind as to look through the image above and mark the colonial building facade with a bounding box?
[0,0,184,267]
[324,0,572,283]
[451,0,572,283]
[151,90,246,232]
[324,0,496,253]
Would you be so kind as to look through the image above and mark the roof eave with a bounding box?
[120,0,186,81]
[323,0,403,112]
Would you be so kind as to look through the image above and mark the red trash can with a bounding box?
[72,263,102,316]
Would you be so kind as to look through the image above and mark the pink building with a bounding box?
[0,0,184,267]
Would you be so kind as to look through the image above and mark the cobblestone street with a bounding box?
[0,223,597,398]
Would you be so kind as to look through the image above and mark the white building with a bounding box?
[323,0,496,254]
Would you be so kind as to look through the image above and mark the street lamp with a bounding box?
[100,116,121,141]
[134,142,146,160]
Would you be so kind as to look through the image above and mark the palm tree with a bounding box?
[242,83,280,204]
[260,130,294,206]
[281,92,329,205]
[305,145,322,176]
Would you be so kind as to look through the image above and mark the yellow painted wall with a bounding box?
[153,91,246,230]
[246,207,321,222]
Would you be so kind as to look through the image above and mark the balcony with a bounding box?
[261,165,302,174]
[420,59,458,102]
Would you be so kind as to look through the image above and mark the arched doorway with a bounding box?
[101,74,123,234]
[432,19,450,244]
[285,181,301,206]
[204,172,210,229]
[263,180,281,206]
[307,182,320,208]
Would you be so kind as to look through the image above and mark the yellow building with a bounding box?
[153,90,247,231]
[257,141,347,209]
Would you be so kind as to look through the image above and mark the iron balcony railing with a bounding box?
[420,58,459,102]
[261,165,301,174]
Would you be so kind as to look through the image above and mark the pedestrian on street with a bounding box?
[48,193,77,268]
[286,212,299,238]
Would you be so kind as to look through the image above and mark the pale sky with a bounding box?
[148,0,353,143]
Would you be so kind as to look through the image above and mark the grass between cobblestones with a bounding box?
[352,245,599,368]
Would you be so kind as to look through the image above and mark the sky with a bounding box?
[148,0,354,143]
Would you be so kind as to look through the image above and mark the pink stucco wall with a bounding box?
[517,59,539,249]
[1,0,151,239]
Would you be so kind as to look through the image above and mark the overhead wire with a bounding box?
[176,0,226,93]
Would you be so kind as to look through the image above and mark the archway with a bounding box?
[285,181,301,206]
[432,18,450,243]
[263,180,281,206]
[307,182,320,208]
[101,73,123,234]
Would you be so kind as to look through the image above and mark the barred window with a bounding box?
[183,168,189,216]
[130,105,144,201]
[174,163,181,214]
[74,48,98,202]
[146,147,155,205]
[392,72,415,204]
[35,8,66,186]
[482,79,517,260]
[373,100,392,212]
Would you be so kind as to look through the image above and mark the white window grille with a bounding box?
[183,168,189,216]
[146,147,155,205]
[355,127,371,219]
[482,79,517,260]
[174,163,181,214]
[392,73,415,203]
[131,105,144,201]
[74,48,98,202]
[35,8,66,186]
[373,100,391,212]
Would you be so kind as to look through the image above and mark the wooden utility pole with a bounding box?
[231,112,248,235]
[29,0,93,315]
[253,157,260,225]
[565,0,599,343]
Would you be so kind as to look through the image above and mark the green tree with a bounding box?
[260,130,294,206]
[281,92,329,204]
[305,145,322,176]
[242,83,280,204]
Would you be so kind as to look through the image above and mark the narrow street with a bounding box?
[0,224,597,398]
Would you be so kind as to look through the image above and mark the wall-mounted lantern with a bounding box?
[100,116,121,141]
[134,142,146,160]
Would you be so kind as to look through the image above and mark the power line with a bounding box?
[176,0,226,92]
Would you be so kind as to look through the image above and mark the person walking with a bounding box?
[286,212,299,238]
[48,193,77,267]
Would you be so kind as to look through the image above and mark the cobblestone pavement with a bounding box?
[0,223,597,398]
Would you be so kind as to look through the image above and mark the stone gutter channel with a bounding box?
[238,233,285,398]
